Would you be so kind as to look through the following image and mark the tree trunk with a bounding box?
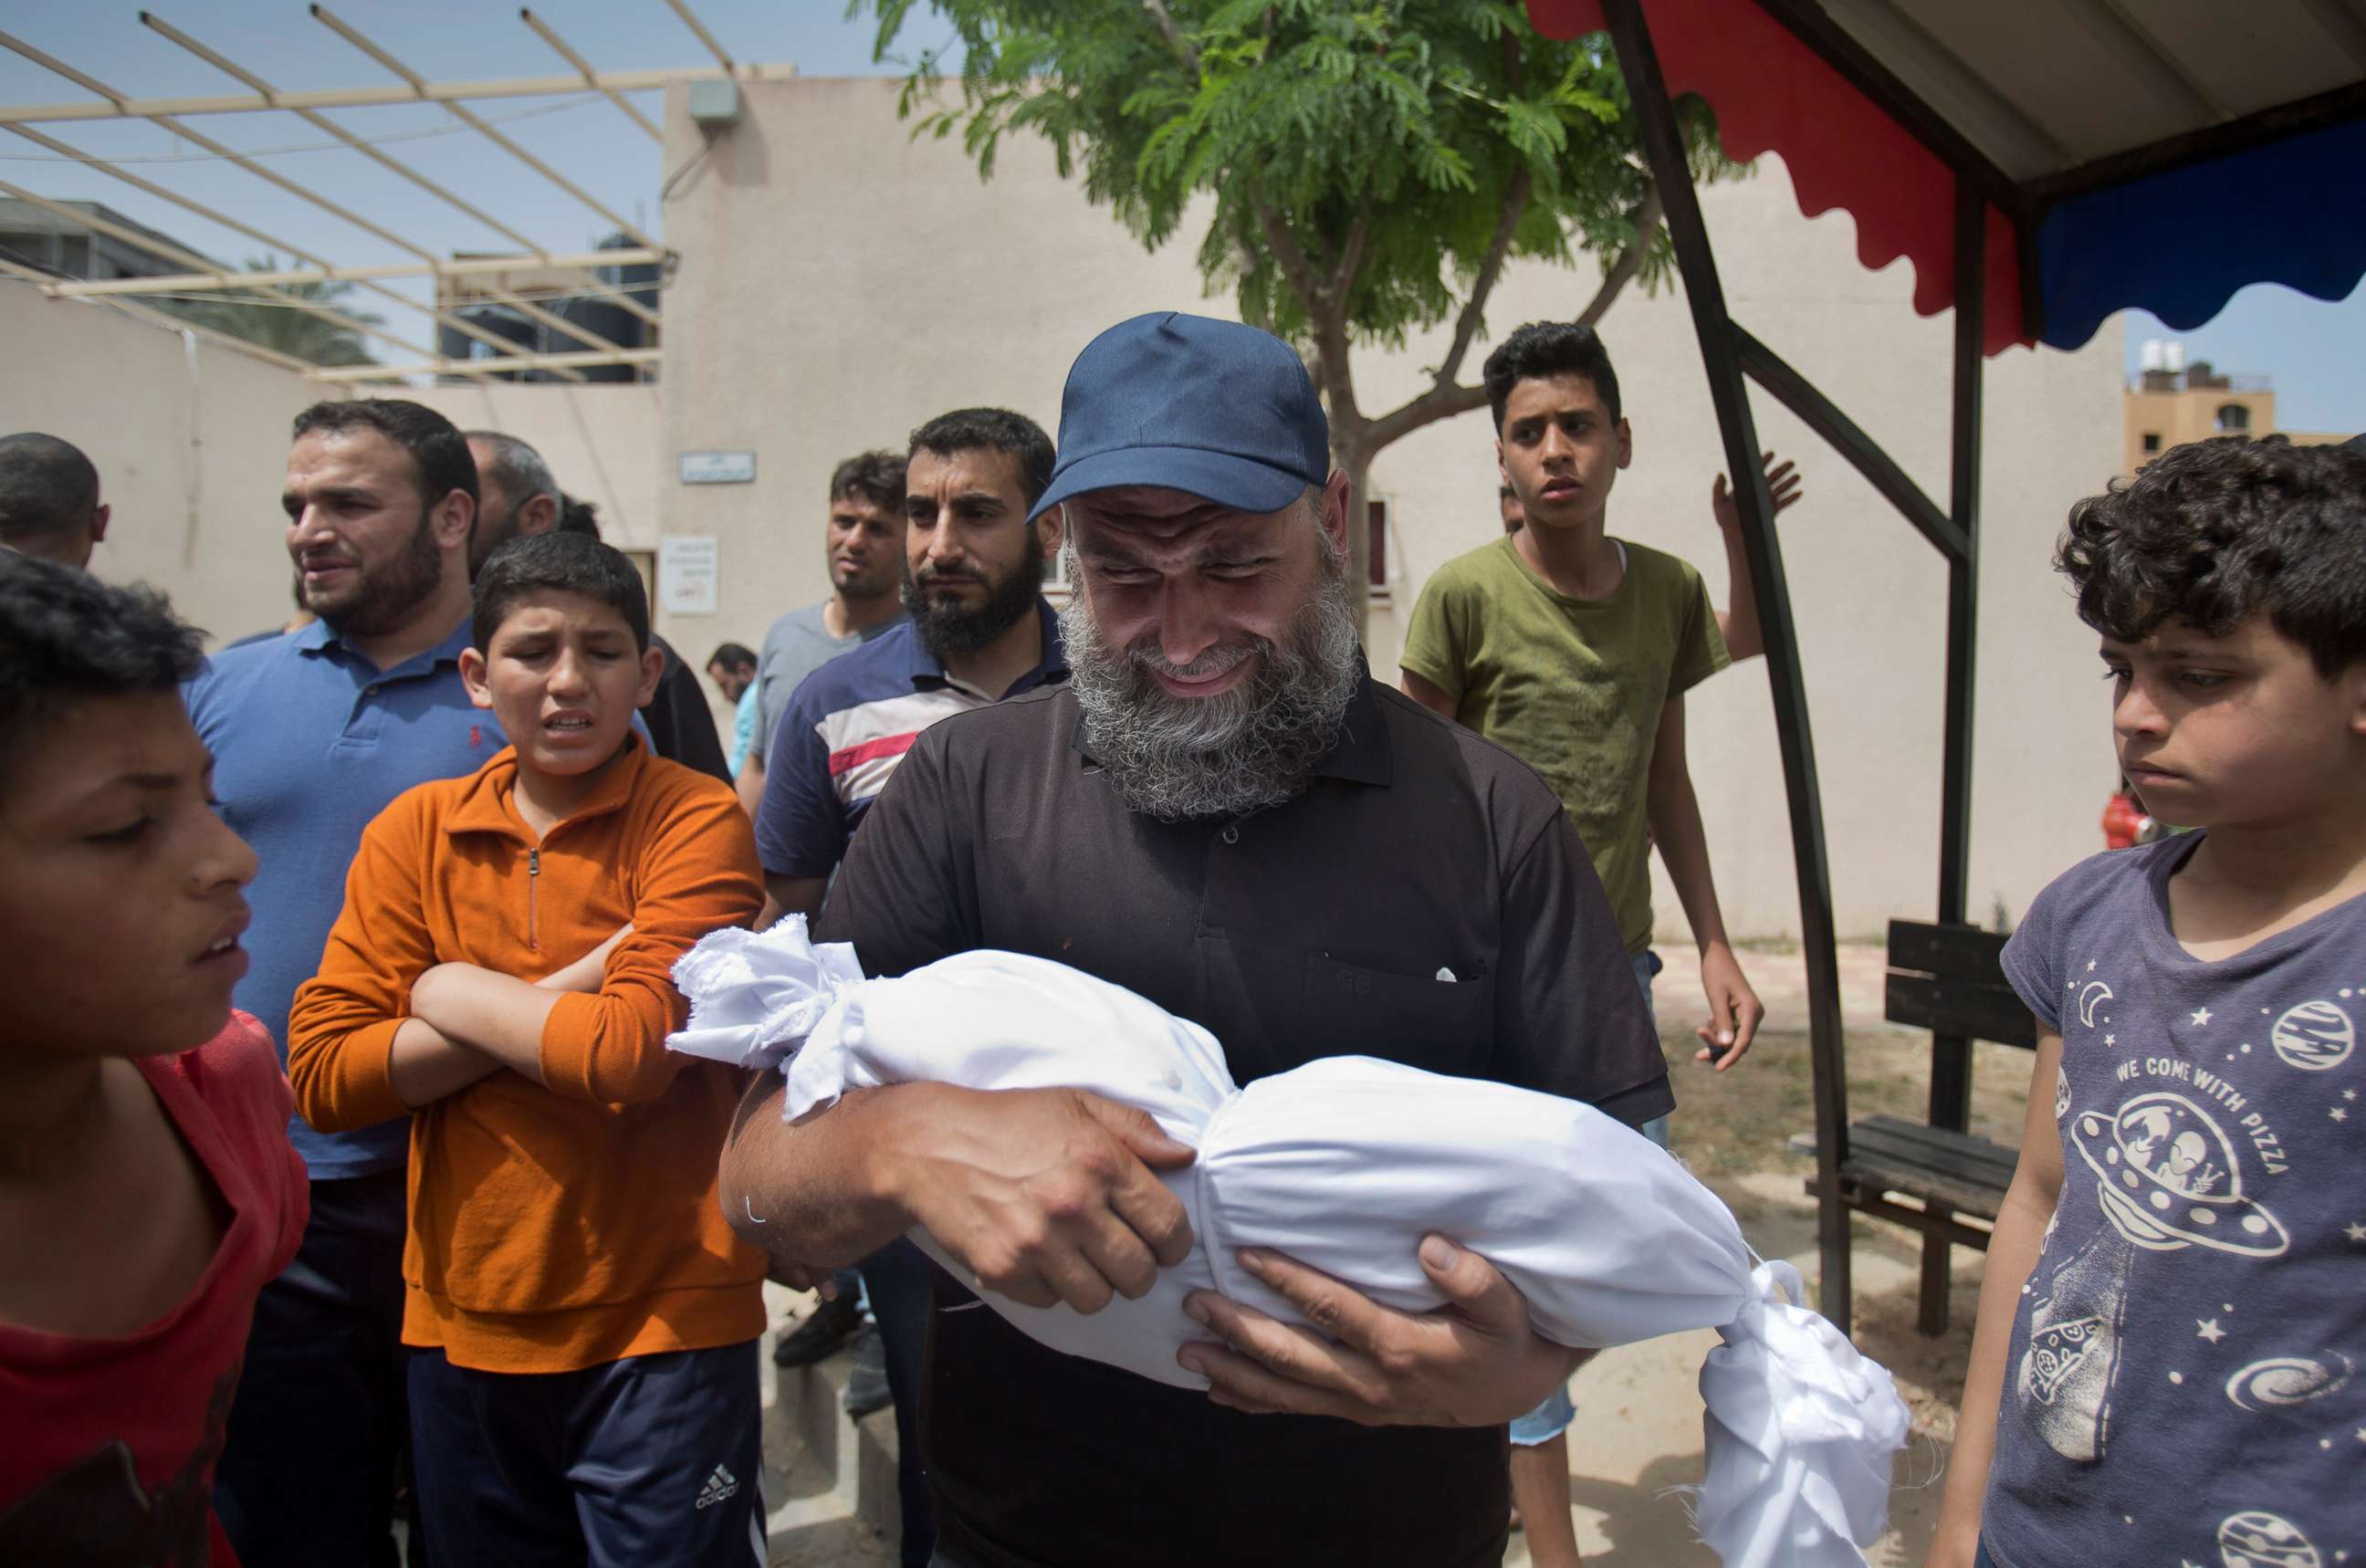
[1335,436,1376,638]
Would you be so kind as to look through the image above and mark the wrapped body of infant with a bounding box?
[670,920,1909,1568]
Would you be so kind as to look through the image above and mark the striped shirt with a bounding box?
[753,600,1067,878]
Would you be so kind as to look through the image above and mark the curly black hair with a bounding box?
[0,553,206,790]
[2058,434,2366,677]
[1482,321,1623,432]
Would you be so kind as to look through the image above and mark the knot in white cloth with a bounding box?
[665,920,866,1072]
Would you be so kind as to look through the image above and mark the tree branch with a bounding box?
[1139,0,1199,72]
[1433,165,1532,392]
[1576,174,1662,329]
[1328,212,1370,308]
[1363,380,1491,454]
[1256,204,1324,317]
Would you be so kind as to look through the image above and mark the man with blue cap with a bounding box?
[721,311,1670,1568]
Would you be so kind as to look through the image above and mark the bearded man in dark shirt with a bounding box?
[720,312,1670,1568]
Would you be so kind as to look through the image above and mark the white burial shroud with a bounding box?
[670,920,1911,1568]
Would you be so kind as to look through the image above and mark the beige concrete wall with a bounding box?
[0,277,319,646]
[655,77,2127,946]
[0,278,667,655]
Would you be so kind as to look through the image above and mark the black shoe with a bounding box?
[842,1324,892,1419]
[772,1290,862,1368]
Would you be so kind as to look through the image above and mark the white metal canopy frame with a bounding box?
[0,1,782,384]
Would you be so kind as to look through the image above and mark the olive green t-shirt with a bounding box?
[1400,533,1728,954]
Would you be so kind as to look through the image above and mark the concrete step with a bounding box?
[759,1283,898,1568]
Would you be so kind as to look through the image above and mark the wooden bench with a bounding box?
[1791,919,2036,1335]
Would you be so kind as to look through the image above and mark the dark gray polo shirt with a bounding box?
[815,674,1670,1568]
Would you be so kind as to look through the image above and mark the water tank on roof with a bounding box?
[439,304,545,382]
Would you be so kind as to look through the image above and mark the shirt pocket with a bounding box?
[1301,952,1496,1075]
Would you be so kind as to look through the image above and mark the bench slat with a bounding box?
[1799,1113,2021,1221]
[1887,918,2011,982]
[1850,1113,2020,1175]
[1886,971,2037,1048]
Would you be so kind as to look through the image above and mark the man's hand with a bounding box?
[534,924,633,994]
[899,1084,1197,1313]
[1712,451,1802,533]
[1695,940,1764,1070]
[1177,1235,1586,1427]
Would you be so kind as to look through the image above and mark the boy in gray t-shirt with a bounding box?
[1932,435,2366,1568]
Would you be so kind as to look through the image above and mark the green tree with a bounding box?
[867,0,1734,612]
[162,254,381,367]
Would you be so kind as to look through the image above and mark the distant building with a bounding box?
[434,233,660,384]
[0,198,215,282]
[2124,338,2349,473]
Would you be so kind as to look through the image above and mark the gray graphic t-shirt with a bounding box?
[1988,834,2363,1568]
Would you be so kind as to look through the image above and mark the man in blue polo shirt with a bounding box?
[190,398,492,1568]
[755,406,1065,1568]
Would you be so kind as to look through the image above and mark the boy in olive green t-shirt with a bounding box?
[1403,317,1799,1568]
[1404,321,1795,1121]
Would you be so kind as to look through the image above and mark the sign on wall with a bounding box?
[677,450,757,485]
[659,536,719,615]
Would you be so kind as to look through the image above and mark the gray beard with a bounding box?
[1060,546,1363,822]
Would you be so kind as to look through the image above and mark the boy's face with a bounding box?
[0,693,257,1061]
[1497,372,1631,531]
[459,591,665,778]
[2103,614,2366,829]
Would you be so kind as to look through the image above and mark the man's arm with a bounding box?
[1927,1026,2064,1568]
[759,873,829,930]
[734,752,766,819]
[1711,450,1802,664]
[1398,669,1457,720]
[753,687,851,920]
[1643,694,1764,1067]
[1397,570,1469,722]
[736,639,781,817]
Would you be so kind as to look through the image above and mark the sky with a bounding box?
[0,1,961,353]
[3,2,2360,429]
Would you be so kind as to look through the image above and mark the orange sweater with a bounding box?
[288,739,767,1374]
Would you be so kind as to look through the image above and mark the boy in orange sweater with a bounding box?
[288,532,768,1566]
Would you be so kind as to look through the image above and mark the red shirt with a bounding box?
[0,1013,309,1565]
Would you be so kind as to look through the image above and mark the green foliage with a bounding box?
[862,0,1735,356]
[157,255,381,367]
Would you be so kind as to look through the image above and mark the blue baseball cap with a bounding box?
[1028,312,1330,522]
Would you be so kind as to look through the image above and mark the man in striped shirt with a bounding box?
[754,407,1066,919]
[752,406,1064,1568]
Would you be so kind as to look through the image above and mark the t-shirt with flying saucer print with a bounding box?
[1983,831,2364,1568]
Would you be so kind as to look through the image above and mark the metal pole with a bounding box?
[1598,0,1855,1333]
[1919,176,1986,1334]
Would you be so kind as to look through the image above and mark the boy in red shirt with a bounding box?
[288,532,766,1566]
[0,555,308,1563]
